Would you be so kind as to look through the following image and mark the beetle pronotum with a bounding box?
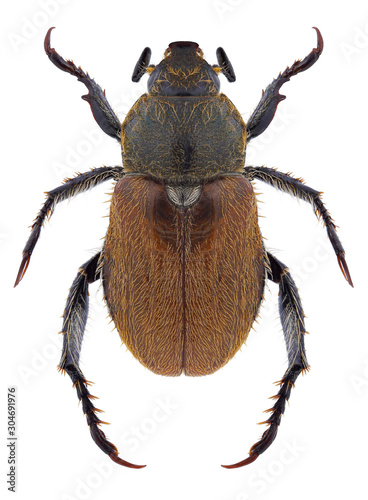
[15,27,352,469]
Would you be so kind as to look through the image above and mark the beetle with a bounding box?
[15,27,353,469]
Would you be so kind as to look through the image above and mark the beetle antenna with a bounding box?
[132,47,152,82]
[215,47,236,82]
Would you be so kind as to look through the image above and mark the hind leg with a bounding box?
[223,252,308,468]
[59,252,145,468]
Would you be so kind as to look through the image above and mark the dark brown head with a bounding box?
[132,41,235,96]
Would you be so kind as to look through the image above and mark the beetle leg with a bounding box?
[246,28,323,141]
[44,28,121,141]
[244,166,353,287]
[223,252,308,468]
[14,166,123,287]
[59,252,145,468]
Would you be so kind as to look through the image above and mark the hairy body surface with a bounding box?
[104,175,263,376]
[122,95,246,183]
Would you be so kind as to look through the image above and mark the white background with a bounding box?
[2,1,367,499]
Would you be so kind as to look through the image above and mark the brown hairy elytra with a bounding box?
[104,176,263,377]
[15,27,352,470]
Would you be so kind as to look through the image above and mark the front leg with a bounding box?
[246,28,323,141]
[45,28,121,142]
[14,166,123,287]
[244,166,353,287]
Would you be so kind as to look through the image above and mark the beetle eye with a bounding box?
[215,47,236,82]
[132,47,152,82]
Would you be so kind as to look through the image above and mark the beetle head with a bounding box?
[132,42,236,96]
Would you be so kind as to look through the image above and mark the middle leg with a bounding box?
[244,166,353,287]
[14,166,123,287]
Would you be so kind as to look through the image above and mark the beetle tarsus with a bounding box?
[246,27,324,140]
[222,452,259,469]
[88,411,146,468]
[45,27,78,75]
[282,27,323,79]
[222,364,302,468]
[44,27,121,141]
[109,453,146,469]
[71,366,145,468]
[337,253,354,287]
[14,253,30,287]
